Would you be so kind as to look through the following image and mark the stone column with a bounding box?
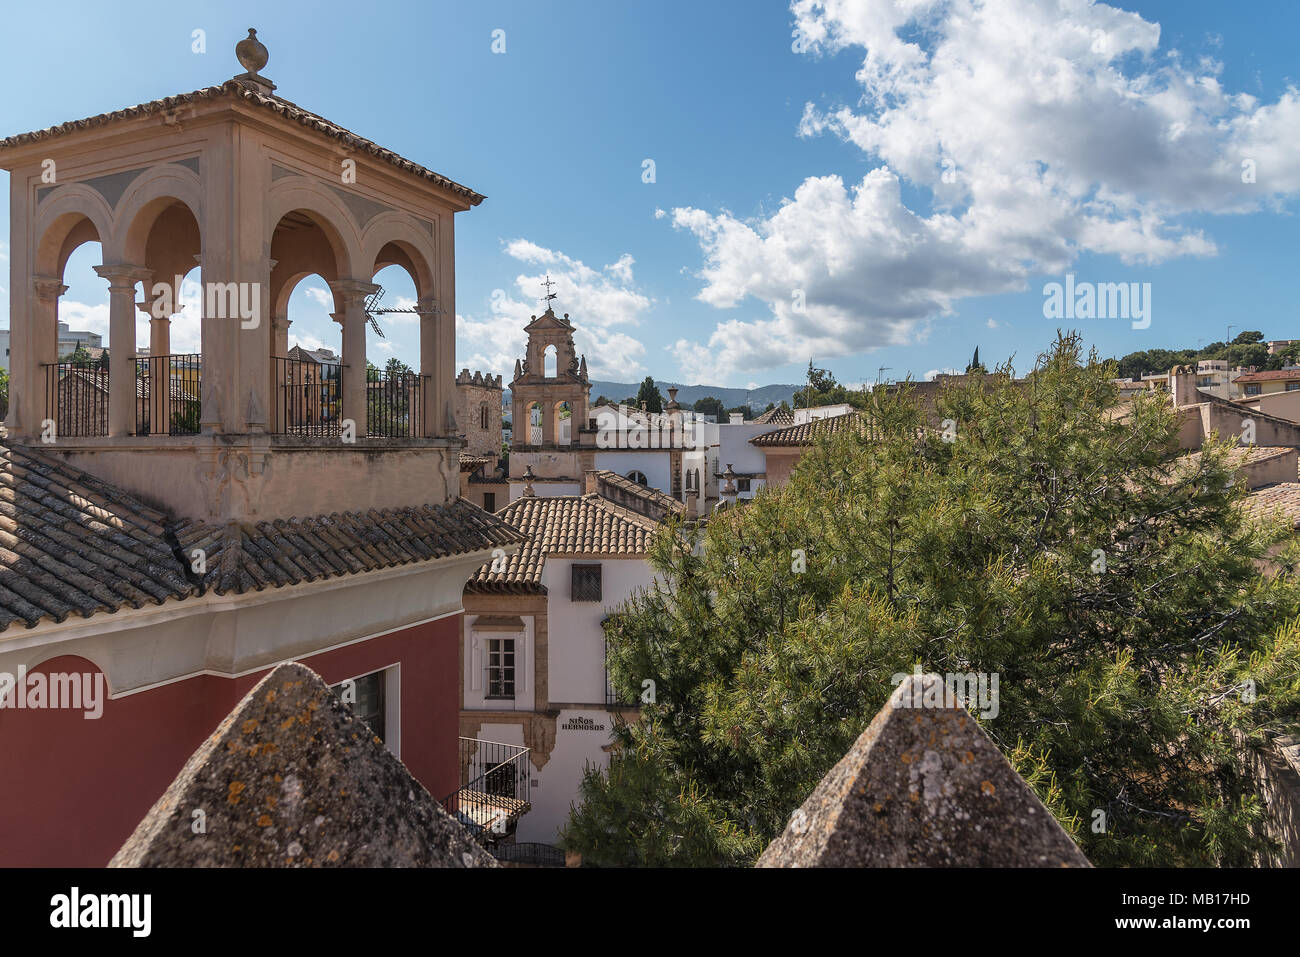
[270,312,290,433]
[542,402,556,445]
[94,265,151,437]
[330,279,378,437]
[31,278,68,432]
[141,294,172,437]
[417,297,440,438]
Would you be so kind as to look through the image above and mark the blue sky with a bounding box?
[2,0,1298,389]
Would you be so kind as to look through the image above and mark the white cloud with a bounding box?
[457,240,653,380]
[665,0,1300,378]
[303,286,333,310]
[986,318,1000,329]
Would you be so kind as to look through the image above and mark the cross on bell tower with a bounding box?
[539,273,558,312]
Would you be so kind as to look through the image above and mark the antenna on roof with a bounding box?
[362,285,420,340]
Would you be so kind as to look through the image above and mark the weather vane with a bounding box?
[540,273,558,310]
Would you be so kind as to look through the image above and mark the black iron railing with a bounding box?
[441,737,531,842]
[273,355,343,436]
[367,369,426,438]
[43,360,109,437]
[489,843,565,867]
[133,354,201,436]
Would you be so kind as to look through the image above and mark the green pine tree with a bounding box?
[563,333,1300,867]
[636,376,664,414]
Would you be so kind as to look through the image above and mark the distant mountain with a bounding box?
[584,380,802,410]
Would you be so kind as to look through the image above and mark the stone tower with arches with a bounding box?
[509,307,589,452]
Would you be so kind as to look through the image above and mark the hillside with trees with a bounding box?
[1112,330,1294,379]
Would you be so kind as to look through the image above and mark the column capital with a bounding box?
[328,278,380,309]
[94,264,153,290]
[32,276,69,302]
[415,297,441,319]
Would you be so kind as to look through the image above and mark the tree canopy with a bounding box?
[564,334,1300,867]
[793,362,870,410]
[636,377,664,414]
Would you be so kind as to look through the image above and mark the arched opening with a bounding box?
[128,198,202,435]
[628,470,648,486]
[366,262,421,437]
[480,402,489,431]
[269,209,350,435]
[553,400,572,445]
[526,401,543,445]
[543,344,558,379]
[45,222,108,436]
[278,273,342,435]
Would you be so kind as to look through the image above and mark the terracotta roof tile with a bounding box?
[1247,482,1300,529]
[466,495,661,594]
[754,406,795,425]
[750,411,877,448]
[0,439,195,633]
[590,470,685,518]
[174,499,528,597]
[1232,370,1300,383]
[0,81,484,205]
[0,434,527,629]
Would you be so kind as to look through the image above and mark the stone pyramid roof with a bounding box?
[110,662,496,868]
[758,674,1090,867]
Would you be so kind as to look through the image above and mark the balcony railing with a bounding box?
[489,842,565,867]
[133,354,201,436]
[367,369,427,438]
[43,360,109,437]
[272,355,343,437]
[441,737,531,842]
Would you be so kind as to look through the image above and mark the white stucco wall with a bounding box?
[517,708,614,844]
[543,556,655,704]
[509,480,581,502]
[593,450,673,496]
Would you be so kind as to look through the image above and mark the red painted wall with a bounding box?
[0,613,461,867]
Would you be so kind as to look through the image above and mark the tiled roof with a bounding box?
[750,412,875,448]
[174,499,527,596]
[1247,483,1300,529]
[0,439,196,633]
[1232,370,1300,383]
[0,433,526,630]
[590,470,685,518]
[1177,445,1295,474]
[466,495,660,594]
[754,406,794,425]
[0,80,484,205]
[459,452,494,472]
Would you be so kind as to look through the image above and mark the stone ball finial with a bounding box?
[236,28,269,75]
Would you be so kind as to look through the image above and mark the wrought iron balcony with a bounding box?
[441,736,531,843]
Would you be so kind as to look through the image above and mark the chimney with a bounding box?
[728,412,743,425]
[1168,365,1200,408]
[684,488,699,520]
